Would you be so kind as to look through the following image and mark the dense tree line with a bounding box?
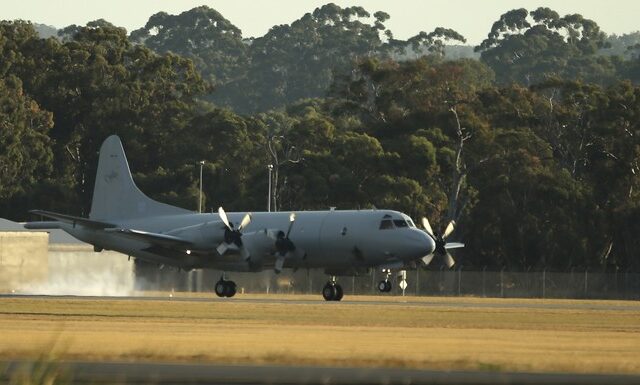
[1,4,640,272]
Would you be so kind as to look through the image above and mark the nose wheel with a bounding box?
[215,276,237,298]
[378,269,393,292]
[377,280,392,292]
[322,277,343,301]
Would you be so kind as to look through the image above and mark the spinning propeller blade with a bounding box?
[443,220,456,239]
[238,213,252,231]
[218,207,231,230]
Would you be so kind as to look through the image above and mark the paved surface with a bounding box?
[2,295,639,384]
[2,293,639,311]
[4,360,640,385]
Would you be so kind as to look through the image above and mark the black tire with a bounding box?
[215,280,226,297]
[225,281,237,298]
[322,283,337,301]
[378,280,389,292]
[384,280,392,292]
[334,284,344,301]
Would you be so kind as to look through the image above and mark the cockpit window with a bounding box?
[407,219,416,228]
[379,219,394,229]
[393,220,408,228]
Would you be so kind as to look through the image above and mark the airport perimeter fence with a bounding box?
[149,267,640,300]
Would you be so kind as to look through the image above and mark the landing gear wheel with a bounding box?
[334,284,343,301]
[224,281,237,297]
[378,280,392,293]
[215,280,226,297]
[322,281,343,301]
[215,279,237,298]
[322,283,337,301]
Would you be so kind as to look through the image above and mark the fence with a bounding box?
[138,266,640,300]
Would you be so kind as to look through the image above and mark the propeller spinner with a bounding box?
[216,206,252,260]
[271,213,304,273]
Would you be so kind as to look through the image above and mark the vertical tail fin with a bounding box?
[89,135,191,221]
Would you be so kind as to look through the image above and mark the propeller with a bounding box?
[216,206,252,260]
[271,213,303,273]
[421,217,463,268]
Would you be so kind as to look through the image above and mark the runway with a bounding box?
[4,360,640,385]
[2,293,639,311]
[2,293,639,383]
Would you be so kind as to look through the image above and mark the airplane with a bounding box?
[25,135,464,301]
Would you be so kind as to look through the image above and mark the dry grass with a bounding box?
[1,294,639,374]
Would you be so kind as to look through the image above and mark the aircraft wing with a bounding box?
[106,228,194,249]
[29,210,117,229]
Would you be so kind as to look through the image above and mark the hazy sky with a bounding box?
[3,0,639,44]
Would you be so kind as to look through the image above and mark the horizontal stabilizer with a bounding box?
[23,221,61,230]
[29,210,116,229]
[107,228,193,249]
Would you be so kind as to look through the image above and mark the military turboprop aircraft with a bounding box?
[25,135,464,301]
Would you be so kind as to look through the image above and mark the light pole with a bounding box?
[267,164,273,212]
[198,160,205,213]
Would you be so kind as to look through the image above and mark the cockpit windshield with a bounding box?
[379,219,394,229]
[393,220,408,228]
[379,214,412,230]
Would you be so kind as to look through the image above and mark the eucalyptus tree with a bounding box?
[476,7,615,86]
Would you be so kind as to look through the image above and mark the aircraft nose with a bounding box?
[404,229,435,259]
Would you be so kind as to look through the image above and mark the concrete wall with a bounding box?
[0,231,134,295]
[0,232,48,292]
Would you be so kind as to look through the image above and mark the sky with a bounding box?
[2,0,639,44]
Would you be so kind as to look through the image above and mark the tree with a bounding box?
[130,6,246,96]
[231,3,391,113]
[0,76,53,200]
[475,7,615,86]
[3,21,208,214]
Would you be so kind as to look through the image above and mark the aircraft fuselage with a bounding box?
[62,209,434,274]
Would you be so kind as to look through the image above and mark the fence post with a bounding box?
[542,269,546,299]
[371,269,376,295]
[352,275,356,296]
[500,267,505,298]
[584,268,588,297]
[415,268,420,296]
[625,268,630,300]
[482,266,486,297]
[457,266,462,296]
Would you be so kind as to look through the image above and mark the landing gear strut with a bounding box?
[322,277,343,301]
[215,275,237,298]
[378,269,392,292]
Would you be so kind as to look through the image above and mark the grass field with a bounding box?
[1,294,639,374]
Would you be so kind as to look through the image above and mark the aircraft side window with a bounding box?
[407,219,416,228]
[393,220,408,228]
[379,220,394,230]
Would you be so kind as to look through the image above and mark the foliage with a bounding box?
[2,5,640,271]
[475,7,617,86]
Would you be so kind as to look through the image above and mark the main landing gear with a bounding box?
[215,276,237,298]
[322,277,343,301]
[377,269,392,293]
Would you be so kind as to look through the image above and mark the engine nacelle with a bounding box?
[166,221,225,250]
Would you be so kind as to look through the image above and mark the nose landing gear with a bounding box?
[215,275,237,298]
[322,277,343,301]
[378,269,392,292]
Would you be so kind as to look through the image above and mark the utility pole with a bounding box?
[198,160,205,213]
[267,164,273,212]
